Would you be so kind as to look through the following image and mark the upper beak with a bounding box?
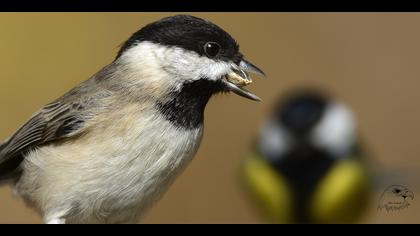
[223,59,265,102]
[404,190,414,200]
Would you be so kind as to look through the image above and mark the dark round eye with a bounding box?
[204,42,221,57]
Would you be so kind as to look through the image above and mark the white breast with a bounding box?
[16,106,204,223]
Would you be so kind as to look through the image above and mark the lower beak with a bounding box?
[223,59,265,102]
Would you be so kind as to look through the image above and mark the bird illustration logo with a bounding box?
[377,185,414,212]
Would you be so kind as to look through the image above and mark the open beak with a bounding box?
[223,59,265,102]
[404,190,414,200]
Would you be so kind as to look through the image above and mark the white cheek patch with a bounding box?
[163,46,231,81]
[120,41,231,83]
[310,102,356,157]
[258,120,293,162]
[118,41,170,82]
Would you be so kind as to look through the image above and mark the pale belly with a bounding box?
[15,112,204,224]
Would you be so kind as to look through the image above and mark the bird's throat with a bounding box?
[157,79,226,129]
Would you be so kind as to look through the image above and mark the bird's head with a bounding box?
[387,185,414,200]
[259,89,356,163]
[378,185,414,211]
[115,15,264,102]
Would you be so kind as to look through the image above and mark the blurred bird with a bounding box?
[242,89,371,224]
[0,15,264,224]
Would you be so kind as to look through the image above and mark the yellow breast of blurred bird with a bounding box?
[241,154,371,224]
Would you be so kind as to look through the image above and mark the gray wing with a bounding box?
[0,81,111,180]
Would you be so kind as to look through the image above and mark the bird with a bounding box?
[0,15,264,224]
[377,185,414,212]
[241,89,371,224]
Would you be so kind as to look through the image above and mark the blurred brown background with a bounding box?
[0,13,419,224]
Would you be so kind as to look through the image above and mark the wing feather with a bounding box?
[0,80,112,179]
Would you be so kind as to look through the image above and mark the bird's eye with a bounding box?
[393,189,401,194]
[204,42,221,57]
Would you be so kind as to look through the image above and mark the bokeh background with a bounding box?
[0,13,419,224]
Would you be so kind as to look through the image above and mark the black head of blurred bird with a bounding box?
[242,89,371,224]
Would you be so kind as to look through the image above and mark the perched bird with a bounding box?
[0,15,264,224]
[242,90,371,224]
